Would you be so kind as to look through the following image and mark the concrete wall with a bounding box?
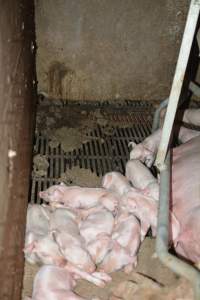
[35,0,190,101]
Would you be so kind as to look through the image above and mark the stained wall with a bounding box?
[35,0,190,101]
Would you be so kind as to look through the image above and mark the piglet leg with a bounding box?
[140,221,150,241]
[92,271,112,283]
[64,262,107,287]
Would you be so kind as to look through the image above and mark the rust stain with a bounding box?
[48,62,74,98]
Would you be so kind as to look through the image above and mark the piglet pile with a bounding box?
[26,121,200,299]
[24,157,163,299]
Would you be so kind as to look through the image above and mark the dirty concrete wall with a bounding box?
[35,0,190,101]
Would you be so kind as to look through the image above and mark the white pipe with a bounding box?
[155,0,200,170]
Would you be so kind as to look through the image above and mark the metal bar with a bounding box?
[156,151,200,300]
[155,0,200,169]
[152,98,169,133]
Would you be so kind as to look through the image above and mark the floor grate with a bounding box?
[30,101,154,204]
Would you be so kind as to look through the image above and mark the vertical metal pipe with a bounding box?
[155,0,200,169]
[152,98,169,133]
[156,152,200,300]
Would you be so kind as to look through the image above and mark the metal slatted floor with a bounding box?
[30,101,154,204]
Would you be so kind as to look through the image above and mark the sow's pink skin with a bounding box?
[171,136,200,263]
[180,108,200,127]
[39,184,119,212]
[177,126,200,144]
[125,159,159,201]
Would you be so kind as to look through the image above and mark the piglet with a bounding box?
[99,241,136,274]
[49,208,80,234]
[87,233,114,264]
[53,230,95,273]
[112,212,141,269]
[50,208,95,273]
[125,159,159,201]
[26,204,50,233]
[28,265,86,300]
[24,204,51,264]
[102,171,131,196]
[129,129,161,167]
[79,208,114,245]
[122,188,180,243]
[24,233,66,266]
[65,262,112,287]
[39,184,118,212]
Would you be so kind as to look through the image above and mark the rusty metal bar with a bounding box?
[0,1,36,300]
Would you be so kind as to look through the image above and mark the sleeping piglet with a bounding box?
[122,188,180,243]
[129,129,162,168]
[126,159,159,201]
[24,204,51,264]
[102,171,131,196]
[50,208,95,273]
[112,212,141,272]
[99,241,136,274]
[39,184,118,212]
[28,265,86,300]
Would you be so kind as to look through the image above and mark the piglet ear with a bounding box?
[59,182,65,186]
[128,141,136,149]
